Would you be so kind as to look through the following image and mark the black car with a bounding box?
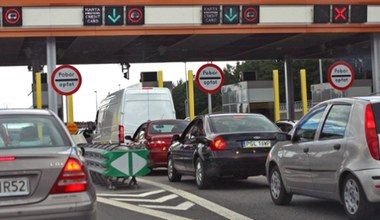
[167,113,287,189]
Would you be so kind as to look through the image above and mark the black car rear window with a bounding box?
[210,115,280,133]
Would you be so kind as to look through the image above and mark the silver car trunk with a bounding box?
[0,146,72,207]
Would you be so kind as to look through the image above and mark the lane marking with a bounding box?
[113,194,178,203]
[138,178,253,220]
[140,201,195,210]
[97,189,165,198]
[97,196,192,220]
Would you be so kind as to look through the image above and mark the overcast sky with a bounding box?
[0,61,235,122]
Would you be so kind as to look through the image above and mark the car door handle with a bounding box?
[333,144,341,150]
[303,147,309,153]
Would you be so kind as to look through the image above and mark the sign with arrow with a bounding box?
[104,149,150,177]
[223,5,240,24]
[105,6,124,25]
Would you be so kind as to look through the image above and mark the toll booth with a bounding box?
[311,79,372,106]
[221,80,275,121]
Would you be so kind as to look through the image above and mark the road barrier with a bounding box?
[80,143,151,189]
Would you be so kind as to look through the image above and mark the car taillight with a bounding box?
[365,104,380,160]
[149,140,167,148]
[0,156,15,161]
[119,125,125,144]
[50,158,88,194]
[210,136,227,151]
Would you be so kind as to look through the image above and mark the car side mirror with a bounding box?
[276,133,291,141]
[172,134,180,142]
[78,146,85,156]
[125,135,132,140]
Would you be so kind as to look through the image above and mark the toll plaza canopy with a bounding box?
[0,0,380,66]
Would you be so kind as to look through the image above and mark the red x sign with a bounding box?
[333,5,348,23]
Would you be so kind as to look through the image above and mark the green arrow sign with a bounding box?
[104,149,150,177]
[223,6,240,24]
[105,6,124,25]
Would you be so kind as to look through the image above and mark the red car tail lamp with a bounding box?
[119,125,125,144]
[210,136,227,151]
[149,140,167,148]
[50,158,88,194]
[0,156,16,161]
[365,104,380,160]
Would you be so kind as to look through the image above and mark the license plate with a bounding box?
[0,178,30,197]
[243,140,271,148]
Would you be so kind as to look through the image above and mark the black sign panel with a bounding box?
[222,5,240,24]
[83,6,102,26]
[313,5,330,23]
[242,5,259,24]
[3,7,22,27]
[105,6,124,25]
[351,5,367,23]
[332,5,349,23]
[126,6,144,25]
[202,6,220,25]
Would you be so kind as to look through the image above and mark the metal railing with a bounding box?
[81,143,150,189]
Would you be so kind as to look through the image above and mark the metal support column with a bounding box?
[46,37,58,114]
[284,55,295,120]
[371,33,380,94]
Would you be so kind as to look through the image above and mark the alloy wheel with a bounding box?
[344,178,360,215]
[271,170,281,199]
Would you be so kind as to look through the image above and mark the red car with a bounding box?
[126,119,189,168]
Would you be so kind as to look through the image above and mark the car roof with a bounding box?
[0,108,53,116]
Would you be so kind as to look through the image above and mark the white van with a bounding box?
[92,87,176,144]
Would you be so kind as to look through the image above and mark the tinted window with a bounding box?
[0,115,70,148]
[210,114,279,133]
[296,105,326,141]
[149,120,189,134]
[320,105,351,140]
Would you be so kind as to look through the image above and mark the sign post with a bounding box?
[196,64,224,114]
[327,61,355,91]
[51,65,82,128]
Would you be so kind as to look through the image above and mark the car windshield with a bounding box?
[149,120,189,134]
[210,114,280,133]
[0,115,70,148]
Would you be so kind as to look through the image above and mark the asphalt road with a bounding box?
[95,169,366,220]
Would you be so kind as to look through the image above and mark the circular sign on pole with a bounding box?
[327,61,355,91]
[196,64,225,94]
[51,65,82,96]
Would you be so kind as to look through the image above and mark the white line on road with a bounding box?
[97,189,165,198]
[113,194,178,203]
[97,196,193,220]
[137,178,253,220]
[140,201,195,210]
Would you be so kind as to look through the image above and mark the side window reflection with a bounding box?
[320,105,351,140]
[295,105,326,142]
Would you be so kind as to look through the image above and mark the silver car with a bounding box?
[266,96,380,220]
[0,109,96,220]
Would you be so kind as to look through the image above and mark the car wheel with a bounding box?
[167,155,181,182]
[195,158,211,189]
[269,166,292,205]
[342,174,373,220]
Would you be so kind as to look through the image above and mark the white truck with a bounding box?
[92,87,176,144]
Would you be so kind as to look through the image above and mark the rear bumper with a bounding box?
[0,191,96,220]
[354,168,380,203]
[149,149,168,168]
[203,150,268,177]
